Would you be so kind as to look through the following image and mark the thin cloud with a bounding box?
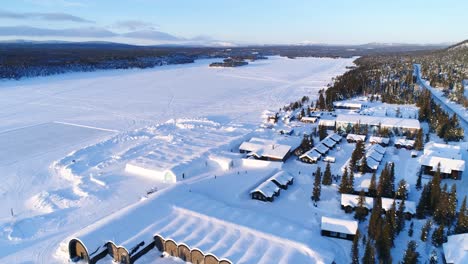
[113,20,158,31]
[0,10,93,23]
[0,26,115,38]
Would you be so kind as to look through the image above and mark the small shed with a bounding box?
[321,216,358,241]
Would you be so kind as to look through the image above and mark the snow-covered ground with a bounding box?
[0,56,356,263]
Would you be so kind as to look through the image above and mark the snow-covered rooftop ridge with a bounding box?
[336,114,420,129]
[333,101,365,108]
[423,142,461,160]
[241,137,292,160]
[346,134,366,141]
[318,119,336,126]
[299,149,321,160]
[420,155,465,174]
[395,137,415,146]
[251,180,280,198]
[443,233,468,264]
[321,216,358,235]
[367,144,386,155]
[268,170,293,185]
[369,136,390,145]
[314,144,329,154]
[341,193,373,208]
[340,194,416,214]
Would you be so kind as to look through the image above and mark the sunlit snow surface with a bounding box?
[0,56,356,263]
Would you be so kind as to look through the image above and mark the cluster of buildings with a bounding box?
[299,133,342,164]
[358,144,387,172]
[340,194,415,219]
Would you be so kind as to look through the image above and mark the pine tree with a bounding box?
[434,189,449,225]
[415,169,422,191]
[369,172,377,197]
[312,166,321,202]
[401,240,419,264]
[377,220,392,263]
[351,229,360,264]
[408,221,414,237]
[319,125,328,140]
[322,162,332,185]
[416,184,429,219]
[339,167,349,194]
[414,128,424,151]
[431,223,445,247]
[360,155,368,173]
[368,196,382,240]
[396,179,408,199]
[355,189,368,222]
[455,195,468,234]
[386,201,397,245]
[447,184,457,225]
[420,219,432,242]
[318,92,326,110]
[362,240,375,264]
[430,163,442,212]
[396,198,406,234]
[348,169,355,194]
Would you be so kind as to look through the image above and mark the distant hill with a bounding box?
[447,40,468,51]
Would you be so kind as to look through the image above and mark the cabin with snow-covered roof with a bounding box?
[299,149,321,164]
[369,136,390,147]
[239,137,292,162]
[320,216,358,240]
[313,143,329,155]
[333,101,365,110]
[251,180,281,202]
[394,138,415,150]
[341,193,373,213]
[329,133,342,143]
[268,170,294,189]
[321,137,337,149]
[318,119,336,130]
[346,134,366,143]
[420,155,465,180]
[420,142,465,179]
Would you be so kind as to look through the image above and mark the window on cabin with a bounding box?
[330,231,337,237]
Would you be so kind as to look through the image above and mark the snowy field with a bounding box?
[0,56,356,263]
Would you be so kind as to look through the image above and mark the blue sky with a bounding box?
[0,0,466,45]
